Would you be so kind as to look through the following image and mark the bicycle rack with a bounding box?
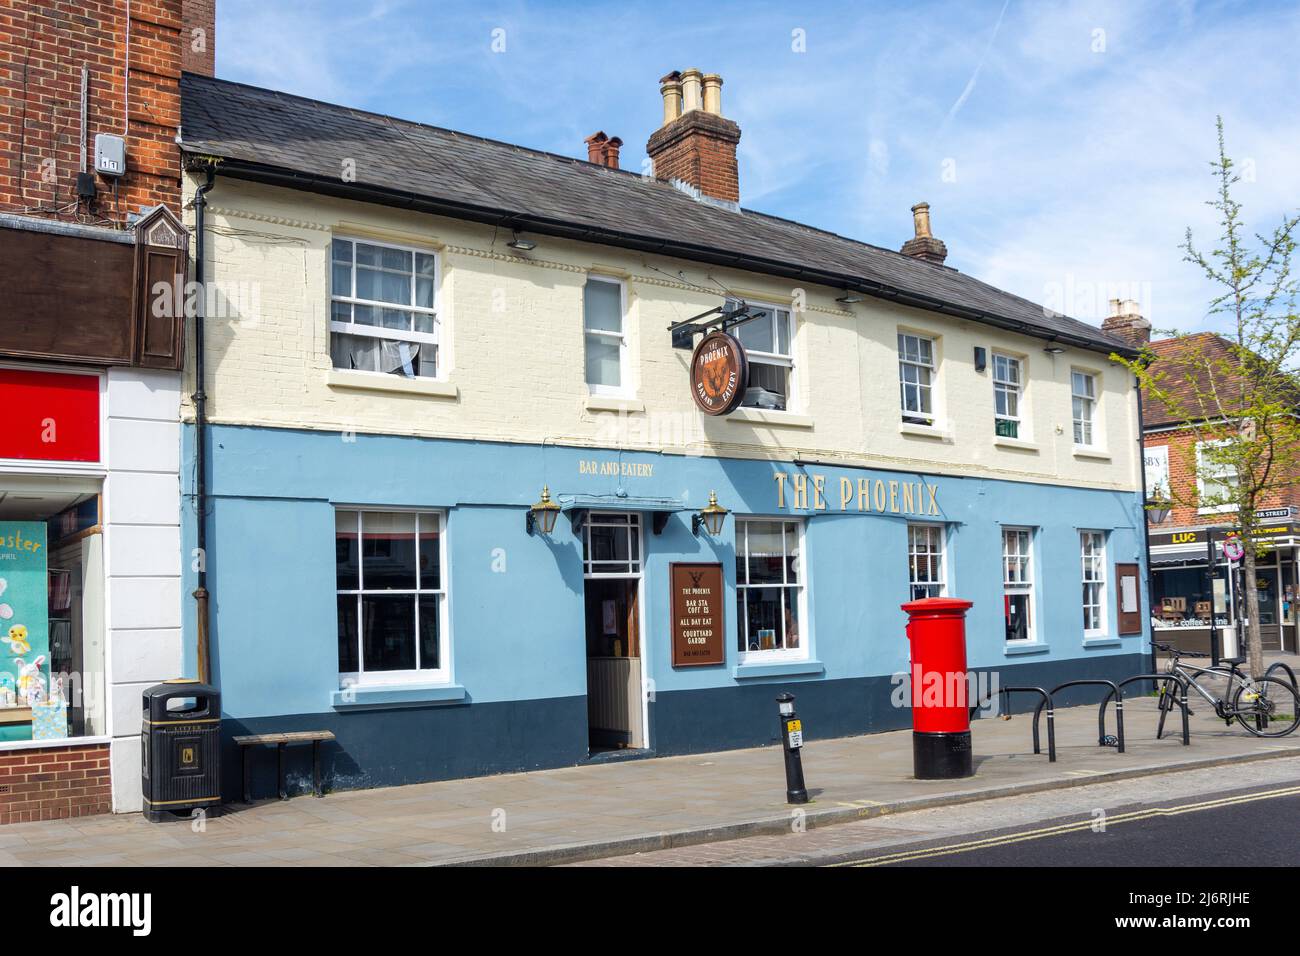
[1033,679,1124,754]
[1259,662,1297,732]
[1100,674,1190,746]
[995,686,1056,762]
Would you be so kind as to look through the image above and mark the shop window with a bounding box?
[336,510,447,684]
[898,332,936,425]
[736,518,805,659]
[1002,527,1035,643]
[992,353,1022,438]
[1071,370,1097,446]
[581,512,641,576]
[727,298,794,411]
[329,238,440,380]
[907,523,946,600]
[1151,565,1229,629]
[1080,530,1106,635]
[584,276,628,394]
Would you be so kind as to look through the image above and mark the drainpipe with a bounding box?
[192,167,215,684]
[1135,377,1156,674]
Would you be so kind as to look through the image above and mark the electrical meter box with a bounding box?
[94,133,126,177]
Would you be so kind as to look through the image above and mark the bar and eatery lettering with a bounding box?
[774,471,939,516]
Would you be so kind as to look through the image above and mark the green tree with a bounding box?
[1118,118,1300,677]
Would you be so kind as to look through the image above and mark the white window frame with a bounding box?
[907,523,947,600]
[330,235,442,380]
[583,275,629,397]
[1196,439,1240,514]
[1071,370,1097,447]
[736,517,808,664]
[1002,526,1036,643]
[992,352,1022,437]
[1080,530,1107,636]
[725,297,796,412]
[581,511,643,578]
[336,508,450,686]
[898,331,936,424]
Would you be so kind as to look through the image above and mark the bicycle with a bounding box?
[1153,641,1300,739]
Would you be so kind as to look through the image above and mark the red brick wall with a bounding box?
[646,111,742,203]
[181,0,215,76]
[0,0,185,225]
[0,743,112,824]
[1146,427,1300,528]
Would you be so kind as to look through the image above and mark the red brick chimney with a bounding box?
[1101,298,1152,345]
[646,68,741,204]
[900,202,948,265]
[182,0,216,76]
[584,131,623,169]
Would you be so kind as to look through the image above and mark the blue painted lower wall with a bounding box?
[182,423,1153,797]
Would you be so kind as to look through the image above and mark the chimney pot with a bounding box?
[659,72,683,125]
[681,68,704,112]
[604,136,622,169]
[1102,298,1151,345]
[702,73,723,115]
[900,201,948,265]
[585,131,608,165]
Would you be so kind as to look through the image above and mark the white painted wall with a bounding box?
[103,367,184,812]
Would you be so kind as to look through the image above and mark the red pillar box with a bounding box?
[901,597,975,779]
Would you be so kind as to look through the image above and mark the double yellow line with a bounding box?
[835,785,1300,866]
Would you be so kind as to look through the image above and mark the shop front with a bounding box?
[189,422,1150,799]
[1149,517,1300,654]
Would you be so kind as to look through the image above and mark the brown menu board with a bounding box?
[670,562,725,667]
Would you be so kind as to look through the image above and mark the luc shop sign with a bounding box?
[670,562,725,667]
[0,369,100,463]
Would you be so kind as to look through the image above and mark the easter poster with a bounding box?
[0,521,49,742]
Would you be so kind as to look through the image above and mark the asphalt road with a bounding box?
[843,783,1300,867]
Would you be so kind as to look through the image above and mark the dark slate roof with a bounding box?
[179,72,1132,356]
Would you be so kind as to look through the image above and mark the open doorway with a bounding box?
[581,512,644,752]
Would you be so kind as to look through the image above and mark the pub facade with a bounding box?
[177,70,1151,797]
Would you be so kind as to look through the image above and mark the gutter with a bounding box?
[182,152,1137,361]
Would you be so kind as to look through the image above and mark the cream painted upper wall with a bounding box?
[183,176,1140,492]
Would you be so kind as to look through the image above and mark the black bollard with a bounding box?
[776,693,808,804]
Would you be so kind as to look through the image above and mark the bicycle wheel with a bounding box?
[1233,676,1300,738]
[1156,680,1174,740]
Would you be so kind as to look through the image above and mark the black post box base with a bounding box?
[912,731,974,779]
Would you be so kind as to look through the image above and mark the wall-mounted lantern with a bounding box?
[693,490,729,537]
[526,486,561,536]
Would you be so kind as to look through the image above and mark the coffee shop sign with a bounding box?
[775,471,940,516]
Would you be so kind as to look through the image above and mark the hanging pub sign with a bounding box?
[689,330,748,416]
[670,562,725,666]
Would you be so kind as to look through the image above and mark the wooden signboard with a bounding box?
[1116,563,1142,635]
[689,330,747,416]
[670,562,725,666]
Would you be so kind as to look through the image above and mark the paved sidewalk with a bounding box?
[2,696,1298,866]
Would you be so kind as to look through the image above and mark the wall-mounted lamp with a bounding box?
[526,485,561,535]
[836,293,864,304]
[973,346,987,372]
[1146,498,1172,524]
[1043,344,1067,355]
[507,232,537,251]
[692,490,729,537]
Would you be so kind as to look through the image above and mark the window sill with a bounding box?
[326,369,458,399]
[733,658,824,679]
[331,682,467,711]
[1197,505,1239,515]
[1072,445,1111,461]
[994,436,1040,452]
[899,422,953,442]
[726,407,814,428]
[585,394,645,413]
[1004,641,1050,656]
[1082,636,1123,649]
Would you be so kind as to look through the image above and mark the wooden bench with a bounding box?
[233,731,335,803]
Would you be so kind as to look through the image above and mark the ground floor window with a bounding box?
[1150,565,1228,628]
[1080,530,1106,635]
[1002,526,1035,642]
[736,518,804,658]
[907,523,946,600]
[335,509,447,683]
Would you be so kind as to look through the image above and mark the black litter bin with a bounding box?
[141,679,221,822]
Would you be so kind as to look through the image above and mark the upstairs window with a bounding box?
[992,353,1022,438]
[583,277,627,394]
[1071,371,1097,446]
[898,332,935,424]
[330,238,439,379]
[728,299,794,411]
[1196,440,1239,511]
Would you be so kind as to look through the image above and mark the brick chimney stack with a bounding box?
[584,131,623,169]
[182,0,216,76]
[646,68,741,204]
[1101,298,1152,345]
[900,202,948,265]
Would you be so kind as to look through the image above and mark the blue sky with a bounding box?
[215,0,1300,333]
